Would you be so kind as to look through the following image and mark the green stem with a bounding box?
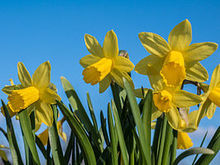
[111,83,122,116]
[171,130,178,164]
[157,115,167,165]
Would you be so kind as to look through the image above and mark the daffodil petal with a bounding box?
[38,129,49,146]
[184,42,218,65]
[32,61,51,89]
[35,102,53,127]
[40,88,61,104]
[99,75,111,93]
[173,90,202,107]
[186,62,208,82]
[135,55,162,75]
[166,107,182,130]
[152,109,162,121]
[84,34,104,57]
[209,64,220,89]
[114,56,134,72]
[17,62,32,87]
[168,19,192,51]
[177,132,193,149]
[103,30,118,58]
[138,32,170,57]
[80,54,101,68]
[206,101,217,119]
[0,150,8,161]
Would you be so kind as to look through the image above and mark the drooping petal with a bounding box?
[209,64,220,89]
[166,107,182,130]
[40,88,61,104]
[177,132,193,149]
[135,55,162,75]
[80,54,101,68]
[186,62,208,82]
[138,32,170,57]
[168,19,192,51]
[32,61,51,89]
[103,30,119,58]
[114,56,134,73]
[99,75,111,93]
[35,101,53,127]
[184,42,218,65]
[17,62,32,87]
[173,90,202,108]
[84,34,104,57]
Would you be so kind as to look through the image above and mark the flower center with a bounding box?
[8,86,40,112]
[160,51,186,87]
[153,90,173,112]
[82,58,113,85]
[208,87,220,107]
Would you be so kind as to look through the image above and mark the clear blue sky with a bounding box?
[0,0,219,164]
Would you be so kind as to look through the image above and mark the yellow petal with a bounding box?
[57,121,67,142]
[177,132,193,149]
[184,42,218,65]
[206,101,217,119]
[153,90,173,112]
[103,30,118,58]
[84,34,104,57]
[168,19,192,51]
[209,64,220,89]
[186,62,208,82]
[166,107,182,130]
[1,104,16,117]
[114,56,134,73]
[99,75,111,93]
[32,61,51,89]
[40,88,61,104]
[173,90,202,108]
[135,55,162,75]
[138,32,170,57]
[17,62,32,87]
[0,150,8,161]
[35,102,53,127]
[38,129,49,146]
[209,87,220,107]
[80,54,101,68]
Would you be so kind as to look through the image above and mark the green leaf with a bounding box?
[64,132,74,164]
[1,100,23,165]
[48,105,64,165]
[57,101,96,165]
[111,100,129,165]
[174,147,214,165]
[123,78,150,164]
[100,111,110,146]
[195,127,220,165]
[107,103,118,165]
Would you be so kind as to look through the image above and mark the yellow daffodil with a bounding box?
[135,19,217,88]
[177,132,193,149]
[153,86,202,130]
[80,30,134,93]
[3,61,61,127]
[198,64,220,119]
[0,145,8,161]
[38,118,67,146]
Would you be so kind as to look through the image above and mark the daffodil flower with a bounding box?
[38,118,67,146]
[80,30,134,93]
[135,19,217,88]
[0,145,9,161]
[198,64,220,119]
[4,61,61,127]
[152,86,202,129]
[177,132,193,149]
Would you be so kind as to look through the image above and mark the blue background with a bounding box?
[0,0,219,164]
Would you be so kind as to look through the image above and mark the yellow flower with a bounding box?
[152,87,202,130]
[80,30,134,93]
[177,132,193,149]
[38,118,67,146]
[198,64,220,119]
[135,19,217,88]
[5,61,61,127]
[0,145,8,161]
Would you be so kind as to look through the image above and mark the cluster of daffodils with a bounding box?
[79,20,219,149]
[0,19,219,162]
